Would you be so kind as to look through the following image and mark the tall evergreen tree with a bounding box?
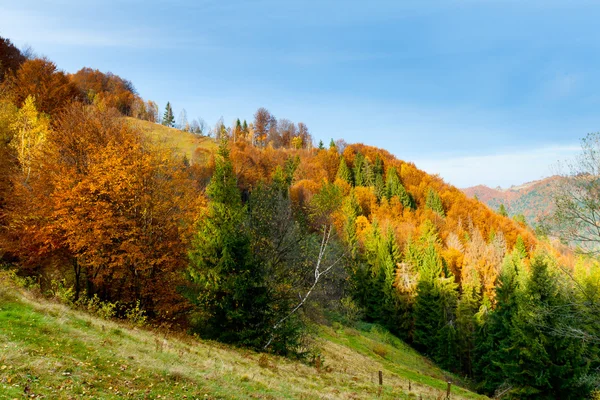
[353,153,366,187]
[336,156,353,185]
[385,167,415,210]
[412,223,445,354]
[514,235,528,259]
[502,255,592,399]
[186,141,269,348]
[473,252,524,393]
[342,189,361,257]
[162,101,175,127]
[426,188,445,217]
[456,263,482,375]
[498,203,508,217]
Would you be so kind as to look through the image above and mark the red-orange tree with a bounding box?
[5,103,200,317]
[3,58,81,115]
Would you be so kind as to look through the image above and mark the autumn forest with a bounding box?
[1,35,599,399]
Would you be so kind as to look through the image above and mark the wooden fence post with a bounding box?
[446,381,452,399]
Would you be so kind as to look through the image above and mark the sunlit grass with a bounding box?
[125,117,217,161]
[0,277,487,399]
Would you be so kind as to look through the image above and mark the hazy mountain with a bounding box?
[462,176,565,226]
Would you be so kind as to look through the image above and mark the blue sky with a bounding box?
[2,0,598,188]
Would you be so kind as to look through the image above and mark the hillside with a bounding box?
[2,36,598,399]
[0,275,485,400]
[125,117,217,161]
[462,176,564,225]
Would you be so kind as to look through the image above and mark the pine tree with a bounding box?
[318,140,324,150]
[162,102,175,127]
[374,174,386,201]
[329,138,336,149]
[514,235,527,259]
[501,255,592,399]
[385,167,415,210]
[426,188,445,217]
[353,153,365,186]
[473,252,524,393]
[362,157,375,187]
[186,141,269,348]
[498,203,508,217]
[336,156,353,185]
[412,223,444,354]
[342,189,361,257]
[456,263,481,375]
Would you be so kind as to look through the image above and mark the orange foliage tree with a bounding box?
[4,103,200,317]
[3,58,81,115]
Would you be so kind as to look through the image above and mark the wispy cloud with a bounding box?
[414,144,581,189]
[0,8,161,49]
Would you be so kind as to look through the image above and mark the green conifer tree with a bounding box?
[473,252,524,393]
[426,188,445,217]
[186,141,269,348]
[353,153,365,187]
[374,174,386,201]
[498,203,508,217]
[412,223,445,354]
[514,235,527,259]
[336,156,353,185]
[162,102,175,127]
[501,255,593,399]
[385,167,415,210]
[456,264,482,375]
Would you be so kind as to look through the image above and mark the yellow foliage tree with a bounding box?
[9,95,48,181]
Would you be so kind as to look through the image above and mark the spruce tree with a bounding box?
[162,102,175,127]
[514,235,528,259]
[318,140,324,150]
[186,141,269,348]
[374,174,386,201]
[336,156,353,185]
[353,153,365,186]
[426,188,445,217]
[456,264,481,375]
[362,157,375,187]
[473,252,523,393]
[498,203,508,217]
[502,255,592,399]
[385,167,415,210]
[412,223,445,354]
[342,189,361,257]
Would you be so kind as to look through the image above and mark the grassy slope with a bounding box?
[125,117,217,159]
[0,278,486,400]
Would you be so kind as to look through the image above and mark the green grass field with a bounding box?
[0,274,487,399]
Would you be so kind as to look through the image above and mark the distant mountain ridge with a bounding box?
[462,176,564,226]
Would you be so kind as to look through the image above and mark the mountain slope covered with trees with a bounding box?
[0,36,599,399]
[463,176,564,227]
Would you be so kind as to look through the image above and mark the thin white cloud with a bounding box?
[414,144,581,189]
[0,8,161,49]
